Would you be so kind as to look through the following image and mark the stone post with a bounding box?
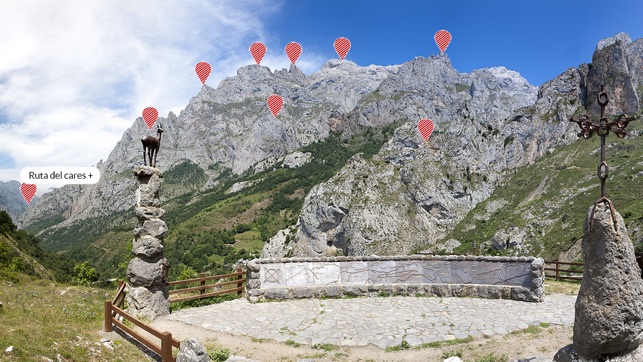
[126,166,170,320]
[554,204,643,361]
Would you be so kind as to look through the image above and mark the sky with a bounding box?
[1,0,643,195]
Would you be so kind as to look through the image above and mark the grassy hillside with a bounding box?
[0,275,147,361]
[0,211,76,283]
[437,117,643,260]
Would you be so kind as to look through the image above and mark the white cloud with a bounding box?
[0,0,326,190]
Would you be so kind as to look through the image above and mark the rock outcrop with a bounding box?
[566,204,643,359]
[285,55,558,257]
[126,166,170,320]
[176,338,210,362]
[282,151,312,168]
[554,345,643,362]
[554,203,643,361]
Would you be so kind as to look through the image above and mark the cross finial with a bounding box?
[569,86,636,231]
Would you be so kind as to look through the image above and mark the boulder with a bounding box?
[134,219,168,239]
[554,344,643,362]
[134,207,166,221]
[491,227,526,250]
[571,204,643,359]
[126,257,170,287]
[135,170,162,208]
[443,357,463,362]
[176,338,210,362]
[132,235,165,258]
[225,356,261,362]
[126,285,170,320]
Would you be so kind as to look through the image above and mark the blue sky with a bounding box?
[267,0,643,86]
[0,0,642,190]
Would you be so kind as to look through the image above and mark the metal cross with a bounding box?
[569,86,636,231]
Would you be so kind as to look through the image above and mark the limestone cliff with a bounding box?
[278,33,643,258]
[19,60,397,231]
[17,33,642,262]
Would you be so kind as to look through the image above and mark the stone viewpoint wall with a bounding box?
[246,255,544,303]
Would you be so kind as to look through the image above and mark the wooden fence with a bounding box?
[544,260,583,281]
[104,299,180,362]
[167,268,244,303]
[104,268,246,362]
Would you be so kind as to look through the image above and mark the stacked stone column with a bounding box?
[126,166,170,320]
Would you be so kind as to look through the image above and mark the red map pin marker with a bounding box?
[195,61,211,84]
[142,107,158,129]
[267,94,284,118]
[20,183,36,204]
[250,42,267,64]
[334,37,351,60]
[285,42,302,64]
[418,119,435,141]
[434,30,452,53]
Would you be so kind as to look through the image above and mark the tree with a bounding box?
[0,211,17,235]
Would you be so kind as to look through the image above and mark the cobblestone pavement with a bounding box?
[159,295,576,349]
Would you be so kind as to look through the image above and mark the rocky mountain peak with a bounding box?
[268,33,643,259]
[18,54,397,229]
[274,64,306,85]
[18,33,643,265]
[595,32,632,52]
[587,33,640,115]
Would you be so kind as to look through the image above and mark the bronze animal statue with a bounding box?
[141,123,163,167]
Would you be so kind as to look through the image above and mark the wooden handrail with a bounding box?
[170,286,244,303]
[111,280,126,305]
[168,279,242,295]
[166,270,244,287]
[105,300,179,362]
[544,260,583,266]
[110,280,127,316]
[543,268,582,273]
[112,304,180,347]
[105,268,246,361]
[544,259,583,281]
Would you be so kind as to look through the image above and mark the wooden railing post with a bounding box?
[199,273,206,295]
[237,267,243,297]
[117,280,124,308]
[160,331,174,362]
[104,300,113,332]
[555,260,560,281]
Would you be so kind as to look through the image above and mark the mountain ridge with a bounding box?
[12,33,643,275]
[0,180,30,222]
[266,33,643,258]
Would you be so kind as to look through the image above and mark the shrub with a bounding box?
[71,261,98,286]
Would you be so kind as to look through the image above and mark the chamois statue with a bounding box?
[141,123,163,167]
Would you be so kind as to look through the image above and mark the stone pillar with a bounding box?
[126,166,170,320]
[554,203,643,361]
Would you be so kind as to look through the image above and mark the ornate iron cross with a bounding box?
[569,86,636,231]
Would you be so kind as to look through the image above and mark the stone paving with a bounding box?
[159,295,576,349]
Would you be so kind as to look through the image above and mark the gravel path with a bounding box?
[156,295,576,350]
